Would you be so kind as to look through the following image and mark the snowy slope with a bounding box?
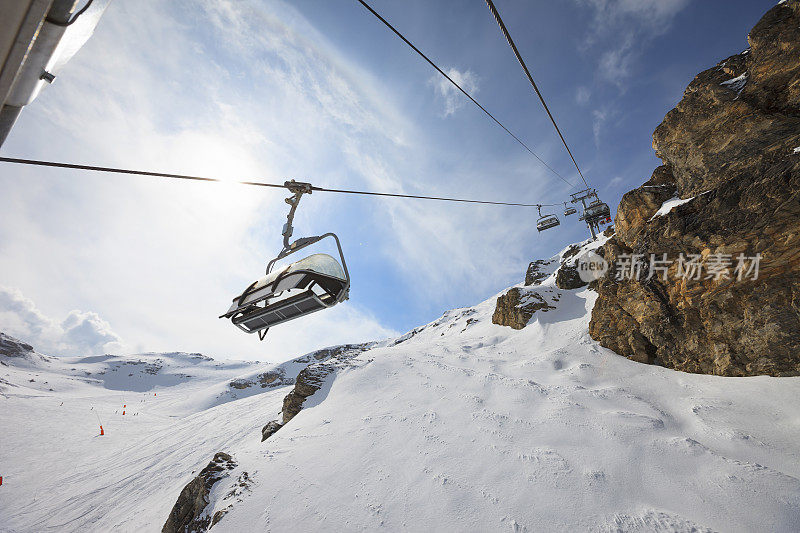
[0,339,320,531]
[2,243,800,532]
[211,263,800,532]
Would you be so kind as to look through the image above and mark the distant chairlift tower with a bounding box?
[571,188,612,241]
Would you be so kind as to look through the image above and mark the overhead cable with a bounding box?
[354,0,575,189]
[0,156,560,207]
[484,0,589,188]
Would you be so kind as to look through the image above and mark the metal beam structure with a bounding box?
[0,0,111,147]
[570,188,612,241]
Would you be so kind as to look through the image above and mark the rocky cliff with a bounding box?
[589,1,800,376]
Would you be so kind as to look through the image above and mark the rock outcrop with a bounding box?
[555,264,587,290]
[589,1,800,376]
[492,287,557,329]
[260,343,371,440]
[525,258,555,286]
[281,363,336,423]
[260,420,282,442]
[165,343,374,529]
[0,333,34,357]
[162,452,237,533]
[229,369,291,391]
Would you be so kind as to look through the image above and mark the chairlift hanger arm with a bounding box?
[281,180,313,250]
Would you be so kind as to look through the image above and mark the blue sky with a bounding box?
[0,0,777,361]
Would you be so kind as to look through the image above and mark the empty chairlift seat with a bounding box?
[535,205,560,232]
[221,181,351,340]
[221,253,348,336]
[536,214,560,231]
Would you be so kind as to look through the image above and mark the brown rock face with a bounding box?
[0,332,34,357]
[260,343,371,441]
[261,420,283,442]
[614,166,677,245]
[492,287,556,329]
[162,452,237,533]
[281,363,335,423]
[590,1,800,376]
[525,259,555,285]
[555,264,587,290]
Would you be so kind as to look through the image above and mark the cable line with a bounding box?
[484,0,589,188]
[354,0,574,189]
[0,156,561,207]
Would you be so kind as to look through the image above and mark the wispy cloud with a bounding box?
[606,176,624,189]
[430,67,479,116]
[575,86,591,105]
[591,107,613,146]
[576,0,691,87]
[0,0,565,362]
[0,0,404,361]
[597,34,635,85]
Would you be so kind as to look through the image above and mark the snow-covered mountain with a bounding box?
[3,3,798,531]
[0,332,360,531]
[1,237,799,532]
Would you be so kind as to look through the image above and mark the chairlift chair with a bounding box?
[536,205,560,232]
[583,199,611,223]
[563,202,577,216]
[220,181,350,340]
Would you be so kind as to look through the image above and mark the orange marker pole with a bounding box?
[94,410,104,436]
[122,410,125,415]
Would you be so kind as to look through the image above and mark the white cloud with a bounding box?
[575,86,591,105]
[430,67,479,116]
[577,0,691,86]
[0,0,563,363]
[606,176,624,189]
[0,286,124,355]
[0,0,405,362]
[598,34,635,85]
[592,108,609,146]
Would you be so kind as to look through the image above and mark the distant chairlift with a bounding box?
[536,205,560,232]
[563,202,577,216]
[220,181,350,340]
